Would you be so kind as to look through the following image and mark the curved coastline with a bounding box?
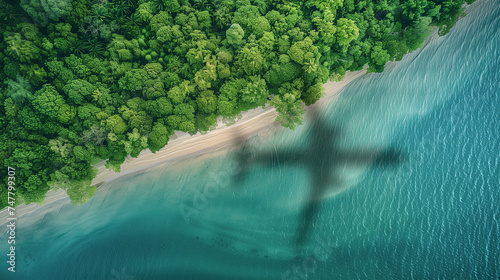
[0,68,367,220]
[1,26,446,220]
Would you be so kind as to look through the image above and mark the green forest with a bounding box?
[0,0,472,208]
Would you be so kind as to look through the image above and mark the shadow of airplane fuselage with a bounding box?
[233,109,404,250]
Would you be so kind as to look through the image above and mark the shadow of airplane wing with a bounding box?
[232,130,310,185]
[233,145,307,186]
[336,148,405,166]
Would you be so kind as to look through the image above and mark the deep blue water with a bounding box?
[1,0,499,279]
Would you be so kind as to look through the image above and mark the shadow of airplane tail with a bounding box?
[295,201,320,249]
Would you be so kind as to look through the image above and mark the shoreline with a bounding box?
[1,22,448,219]
[90,66,369,186]
[0,68,367,220]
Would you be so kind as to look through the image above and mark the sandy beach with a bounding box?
[1,0,494,276]
[90,66,369,186]
[0,17,451,220]
[1,4,453,220]
[0,67,367,219]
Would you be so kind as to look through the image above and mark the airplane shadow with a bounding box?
[232,108,405,250]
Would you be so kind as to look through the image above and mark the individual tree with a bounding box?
[144,78,166,99]
[3,32,41,63]
[258,31,275,54]
[173,103,196,120]
[106,114,128,134]
[385,39,408,61]
[66,180,96,205]
[73,145,91,161]
[20,64,48,87]
[251,16,271,37]
[148,122,170,153]
[233,5,260,31]
[149,11,172,32]
[107,35,141,61]
[240,76,268,109]
[17,107,43,131]
[32,84,66,119]
[168,81,194,104]
[77,103,101,127]
[4,98,17,118]
[312,9,337,45]
[121,128,148,157]
[288,37,317,65]
[197,10,211,31]
[118,69,148,92]
[226,23,245,47]
[20,0,73,26]
[236,44,267,75]
[21,174,50,204]
[156,25,184,51]
[57,103,76,124]
[145,97,173,118]
[370,42,391,72]
[47,23,77,54]
[64,54,91,78]
[186,38,211,65]
[63,79,96,105]
[6,75,33,105]
[152,0,180,13]
[195,113,218,133]
[217,98,236,117]
[196,90,218,114]
[269,94,305,130]
[128,111,153,134]
[335,18,360,52]
[193,61,217,90]
[17,23,43,43]
[134,2,154,23]
[303,83,325,106]
[167,86,186,105]
[45,59,75,88]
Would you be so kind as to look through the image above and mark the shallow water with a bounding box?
[2,0,499,279]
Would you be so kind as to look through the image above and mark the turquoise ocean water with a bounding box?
[2,0,499,279]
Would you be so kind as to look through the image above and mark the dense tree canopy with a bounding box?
[0,0,471,207]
